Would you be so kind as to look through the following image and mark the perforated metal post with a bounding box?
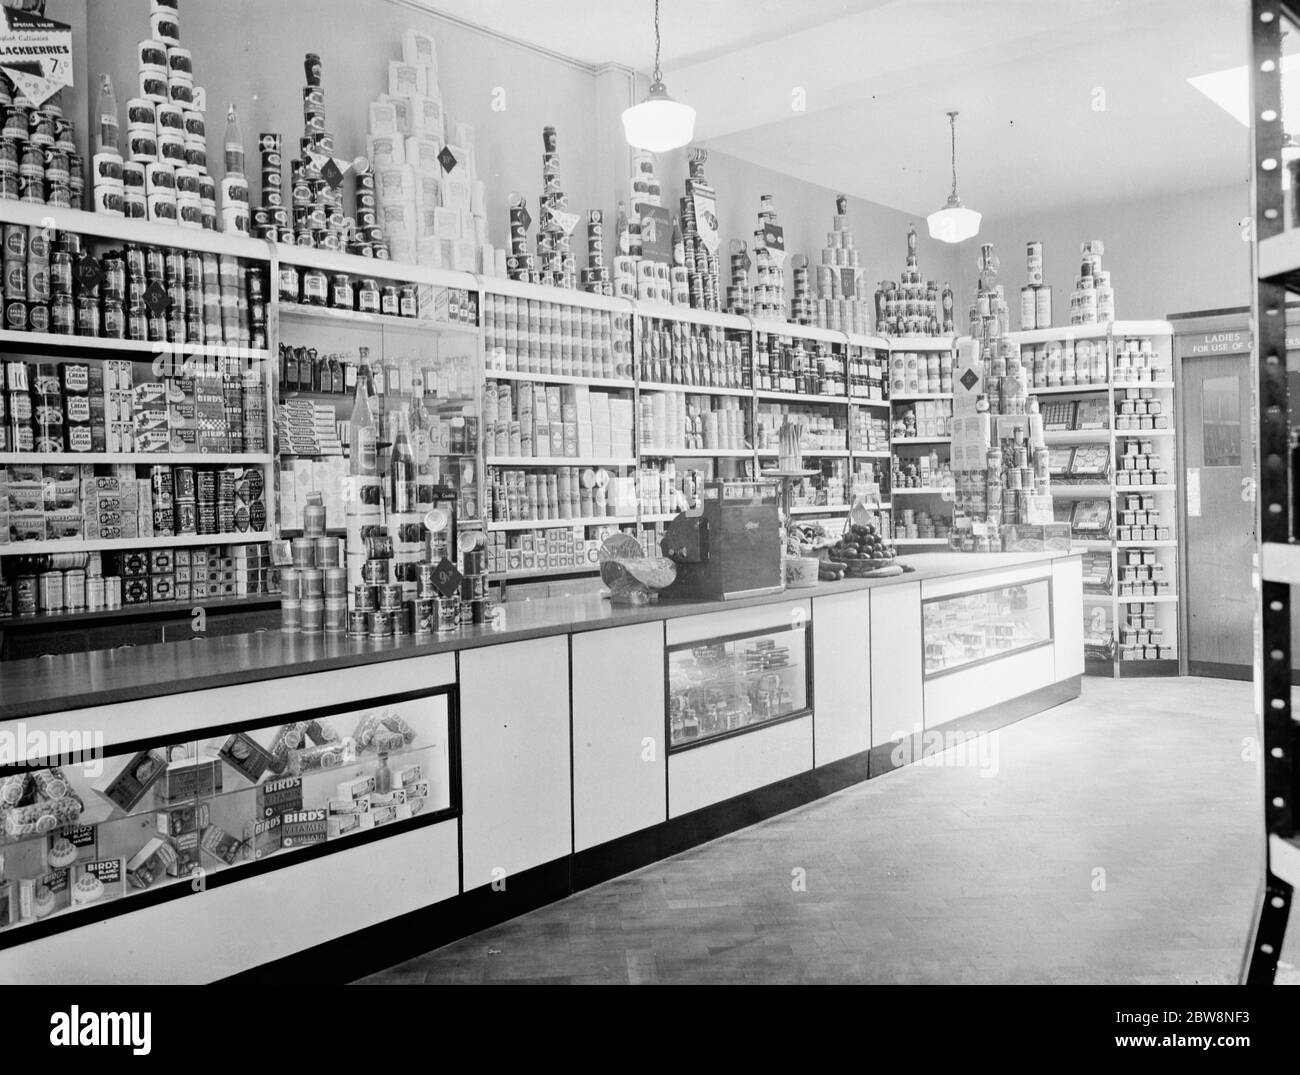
[1247,0,1298,985]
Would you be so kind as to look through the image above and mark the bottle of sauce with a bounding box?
[349,368,377,477]
[388,409,416,513]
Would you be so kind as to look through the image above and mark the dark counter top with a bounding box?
[0,550,1076,721]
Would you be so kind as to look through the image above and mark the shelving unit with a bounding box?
[885,336,956,548]
[1007,320,1179,677]
[1246,0,1300,985]
[0,200,279,631]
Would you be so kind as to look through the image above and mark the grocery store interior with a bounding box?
[0,0,1293,987]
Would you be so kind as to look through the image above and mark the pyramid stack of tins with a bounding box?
[750,195,785,321]
[105,0,243,233]
[280,491,345,635]
[0,75,84,209]
[679,148,722,312]
[368,29,486,273]
[813,196,871,334]
[611,200,635,300]
[970,242,1009,348]
[533,126,576,290]
[1069,240,1115,326]
[875,225,948,337]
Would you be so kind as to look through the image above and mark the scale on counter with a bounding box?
[659,479,784,601]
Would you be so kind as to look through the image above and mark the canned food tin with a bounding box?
[434,595,459,633]
[1034,285,1052,330]
[380,583,403,611]
[363,534,393,559]
[299,567,324,599]
[361,559,388,585]
[323,566,347,597]
[470,598,487,625]
[15,574,37,616]
[413,597,435,634]
[38,570,63,612]
[315,535,339,567]
[280,567,303,600]
[281,599,302,633]
[369,608,393,638]
[301,597,324,634]
[324,599,347,634]
[354,584,377,611]
[348,610,370,636]
[291,536,316,568]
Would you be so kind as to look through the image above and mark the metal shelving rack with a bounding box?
[1004,321,1180,678]
[1247,0,1299,985]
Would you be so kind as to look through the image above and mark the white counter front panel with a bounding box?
[572,622,668,851]
[869,581,923,747]
[668,714,813,817]
[459,636,572,888]
[811,590,872,765]
[1053,557,1086,679]
[0,819,459,984]
[923,645,1056,728]
[664,598,813,647]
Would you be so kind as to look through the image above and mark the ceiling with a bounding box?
[420,0,1251,219]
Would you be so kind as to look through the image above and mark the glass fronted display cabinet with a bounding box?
[922,577,1054,676]
[0,687,456,942]
[666,623,812,751]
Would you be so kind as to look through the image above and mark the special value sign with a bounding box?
[0,6,73,108]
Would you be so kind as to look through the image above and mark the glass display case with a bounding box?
[922,578,1054,676]
[0,687,456,942]
[666,623,811,750]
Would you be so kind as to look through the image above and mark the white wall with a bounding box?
[977,183,1253,323]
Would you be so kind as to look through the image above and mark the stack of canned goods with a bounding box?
[580,210,611,297]
[750,195,786,321]
[875,225,946,337]
[678,149,721,313]
[3,225,267,346]
[0,80,83,208]
[726,238,751,316]
[1069,239,1114,325]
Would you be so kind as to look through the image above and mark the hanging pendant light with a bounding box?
[927,111,981,244]
[622,0,696,153]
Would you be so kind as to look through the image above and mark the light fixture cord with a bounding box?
[949,111,958,198]
[653,0,663,84]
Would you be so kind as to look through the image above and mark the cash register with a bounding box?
[659,479,784,601]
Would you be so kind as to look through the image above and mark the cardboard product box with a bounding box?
[257,776,303,819]
[156,802,211,838]
[279,809,327,849]
[166,831,201,878]
[243,815,281,861]
[199,825,242,866]
[149,574,176,602]
[161,758,223,803]
[96,749,168,813]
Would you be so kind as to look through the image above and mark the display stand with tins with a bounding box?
[1006,319,1179,677]
[887,336,956,547]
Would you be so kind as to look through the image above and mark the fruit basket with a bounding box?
[820,520,907,579]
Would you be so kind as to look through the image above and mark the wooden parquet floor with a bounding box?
[359,676,1272,985]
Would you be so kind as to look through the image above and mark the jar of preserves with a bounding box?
[380,285,399,317]
[301,266,327,306]
[330,273,354,310]
[399,284,418,318]
[357,277,380,314]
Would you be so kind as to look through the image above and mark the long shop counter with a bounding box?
[0,550,1082,983]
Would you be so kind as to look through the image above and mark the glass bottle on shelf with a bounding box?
[224,104,245,176]
[96,74,119,154]
[374,752,392,794]
[349,368,378,477]
[388,409,417,513]
[330,353,344,395]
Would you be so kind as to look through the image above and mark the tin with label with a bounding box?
[281,599,301,633]
[369,608,393,639]
[1034,285,1052,330]
[348,610,370,637]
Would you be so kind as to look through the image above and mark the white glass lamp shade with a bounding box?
[927,198,982,244]
[622,83,696,153]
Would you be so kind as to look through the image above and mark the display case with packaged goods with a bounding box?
[666,621,811,750]
[0,685,456,945]
[922,576,1053,676]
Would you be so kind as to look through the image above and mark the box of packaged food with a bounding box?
[199,824,242,866]
[166,831,201,877]
[96,749,168,813]
[161,758,223,803]
[155,802,210,837]
[335,775,375,801]
[279,809,327,848]
[75,858,125,904]
[242,815,281,860]
[257,775,303,818]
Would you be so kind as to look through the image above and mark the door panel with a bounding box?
[1184,354,1254,668]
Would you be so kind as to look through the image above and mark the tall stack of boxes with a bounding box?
[679,149,721,312]
[368,29,485,273]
